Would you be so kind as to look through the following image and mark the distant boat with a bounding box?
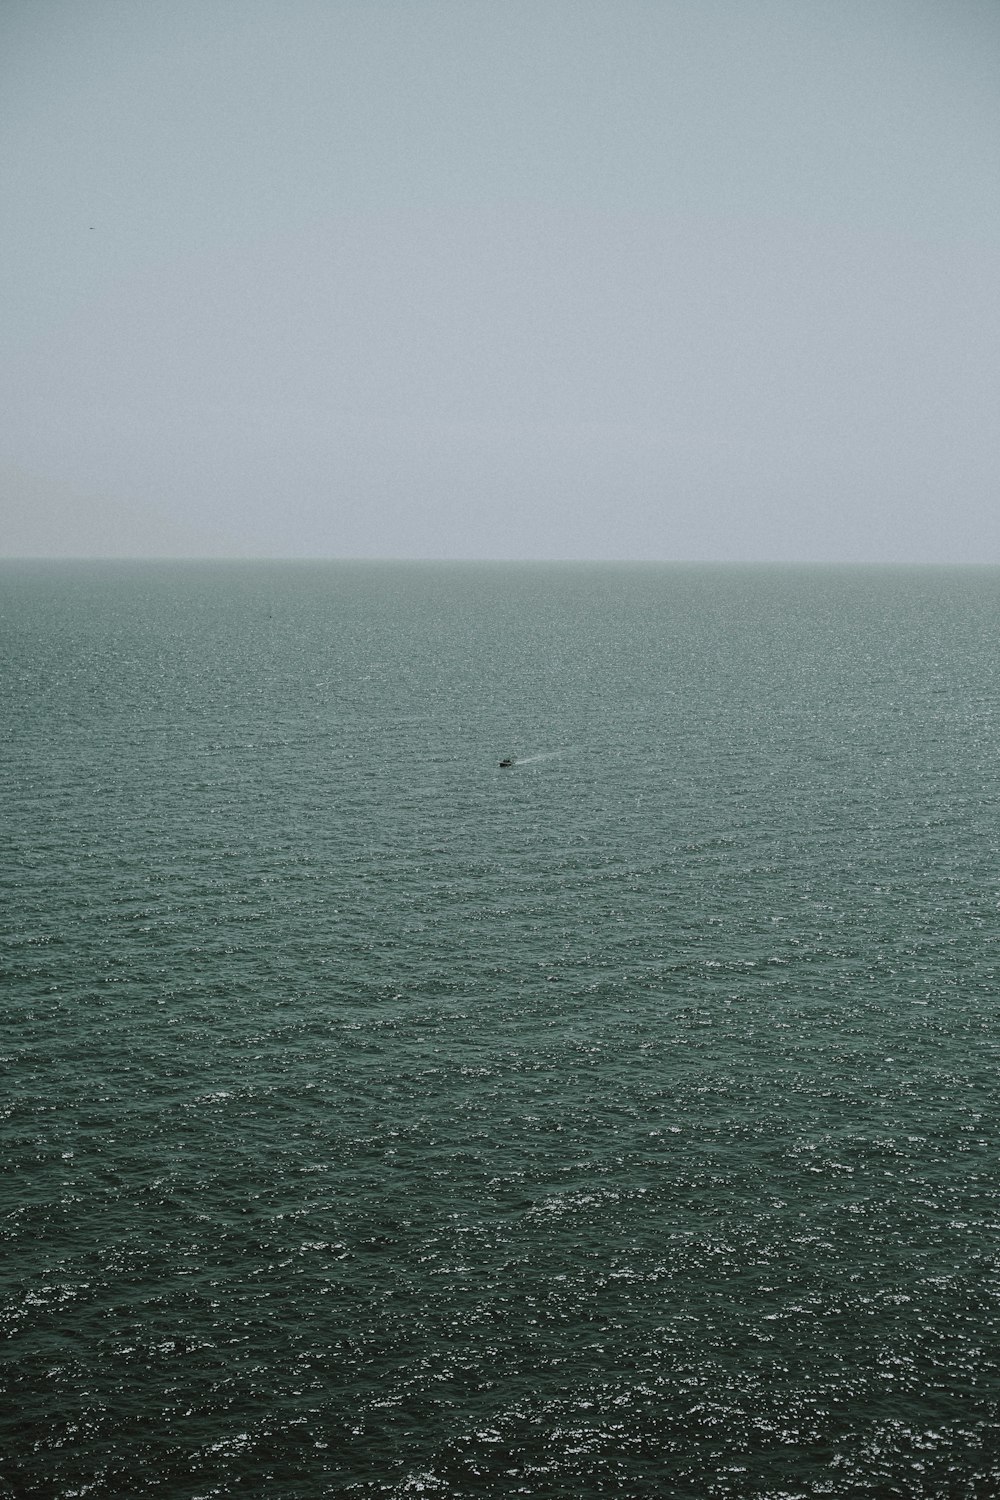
[499,757,514,768]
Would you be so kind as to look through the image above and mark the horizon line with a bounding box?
[1,555,998,569]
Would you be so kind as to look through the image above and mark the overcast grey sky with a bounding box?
[2,0,999,560]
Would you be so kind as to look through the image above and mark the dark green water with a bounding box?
[3,561,1000,1498]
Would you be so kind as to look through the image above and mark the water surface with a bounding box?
[3,561,1000,1497]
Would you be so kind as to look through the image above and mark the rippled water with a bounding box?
[4,561,1000,1497]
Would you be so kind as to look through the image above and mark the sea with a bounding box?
[3,560,1000,1499]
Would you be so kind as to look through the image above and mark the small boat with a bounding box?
[498,757,514,768]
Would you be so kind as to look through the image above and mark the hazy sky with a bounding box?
[3,0,999,560]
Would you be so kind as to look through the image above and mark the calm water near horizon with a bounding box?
[3,560,1000,1497]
